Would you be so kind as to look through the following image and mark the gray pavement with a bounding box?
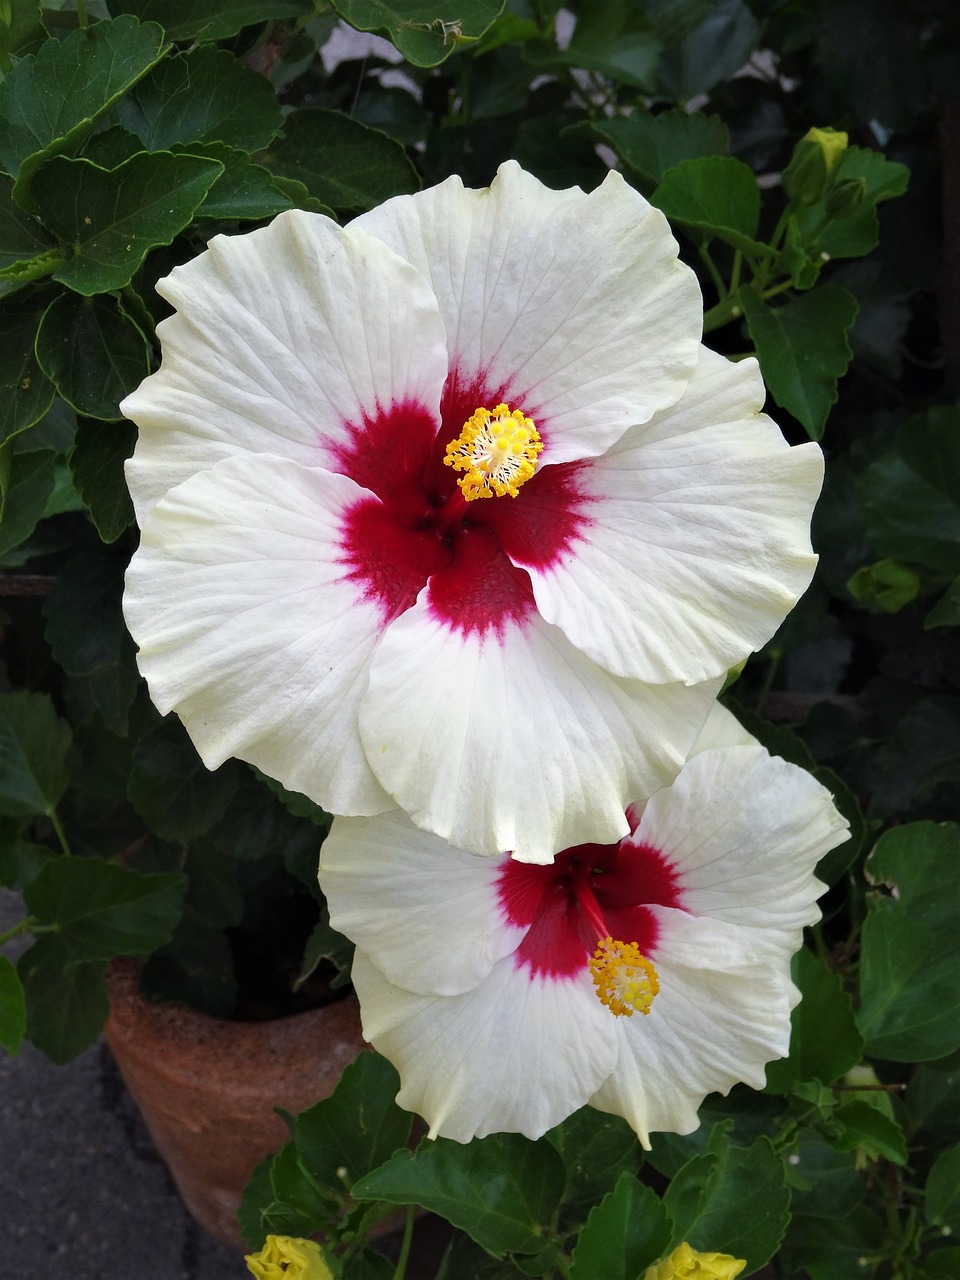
[1,890,242,1280]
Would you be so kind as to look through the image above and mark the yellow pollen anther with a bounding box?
[444,403,542,501]
[589,937,659,1018]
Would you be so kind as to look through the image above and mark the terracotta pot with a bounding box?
[105,958,366,1251]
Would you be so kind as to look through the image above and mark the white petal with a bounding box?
[353,161,702,462]
[637,744,847,952]
[351,949,617,1142]
[359,600,722,862]
[687,701,758,755]
[320,812,521,997]
[589,911,795,1146]
[123,211,448,520]
[124,454,393,815]
[522,348,824,683]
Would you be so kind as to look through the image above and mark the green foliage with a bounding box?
[858,823,960,1062]
[0,3,954,1274]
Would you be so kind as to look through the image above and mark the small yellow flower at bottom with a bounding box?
[643,1241,747,1280]
[244,1234,335,1280]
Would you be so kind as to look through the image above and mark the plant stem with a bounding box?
[698,244,727,301]
[0,918,33,947]
[76,0,88,26]
[48,808,73,857]
[393,1206,415,1280]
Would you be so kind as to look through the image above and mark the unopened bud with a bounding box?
[783,127,849,205]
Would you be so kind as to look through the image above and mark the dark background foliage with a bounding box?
[1,1,959,1276]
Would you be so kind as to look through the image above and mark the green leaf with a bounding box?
[0,690,71,818]
[0,289,55,444]
[663,1134,791,1272]
[739,284,859,439]
[0,447,56,563]
[925,1247,960,1278]
[0,173,50,270]
[262,108,418,214]
[293,1052,412,1196]
[588,108,729,186]
[68,417,136,544]
[545,1107,644,1212]
[175,143,297,222]
[569,1174,672,1280]
[656,0,760,100]
[106,0,313,42]
[859,454,960,576]
[35,291,149,420]
[0,954,26,1056]
[32,151,223,295]
[0,0,45,61]
[560,0,661,91]
[238,1153,276,1249]
[857,822,960,1061]
[296,906,354,992]
[24,855,185,960]
[899,405,960,507]
[352,1132,567,1257]
[780,1205,884,1280]
[128,717,239,843]
[329,0,505,67]
[765,948,863,1094]
[926,577,960,630]
[43,543,139,733]
[268,1139,339,1236]
[829,1100,907,1165]
[783,1130,865,1221]
[0,827,54,890]
[0,16,167,205]
[652,155,762,252]
[795,145,910,261]
[18,936,110,1063]
[927,1145,960,1229]
[117,45,283,152]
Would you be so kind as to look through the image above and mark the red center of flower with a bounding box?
[496,834,684,979]
[329,366,592,634]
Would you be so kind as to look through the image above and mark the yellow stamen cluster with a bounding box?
[444,403,542,500]
[589,936,659,1018]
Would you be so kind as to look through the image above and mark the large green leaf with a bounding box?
[107,0,313,42]
[557,0,662,91]
[0,16,167,204]
[352,1132,567,1257]
[117,45,283,152]
[330,0,505,67]
[652,155,764,254]
[656,0,760,100]
[32,151,223,295]
[859,454,960,576]
[0,289,56,444]
[18,935,109,1063]
[765,948,863,1093]
[569,1174,672,1280]
[739,284,859,439]
[68,417,136,544]
[175,143,300,223]
[589,108,729,186]
[898,404,960,507]
[0,954,26,1056]
[0,0,45,62]
[35,291,150,420]
[0,447,56,564]
[0,690,71,819]
[783,1130,865,1221]
[663,1134,791,1272]
[857,822,960,1062]
[262,108,418,213]
[23,855,185,961]
[127,717,238,842]
[926,1145,960,1231]
[43,544,140,733]
[293,1052,412,1195]
[545,1107,644,1212]
[0,173,50,270]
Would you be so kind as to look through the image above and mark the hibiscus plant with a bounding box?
[1,2,959,1279]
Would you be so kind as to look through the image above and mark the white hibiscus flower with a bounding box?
[123,162,823,861]
[318,707,850,1145]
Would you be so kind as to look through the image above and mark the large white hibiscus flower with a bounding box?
[123,162,823,861]
[318,707,849,1145]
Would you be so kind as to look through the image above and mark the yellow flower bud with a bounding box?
[805,127,848,175]
[643,1241,747,1280]
[782,127,849,205]
[245,1235,335,1280]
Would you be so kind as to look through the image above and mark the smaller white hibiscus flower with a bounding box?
[318,707,849,1146]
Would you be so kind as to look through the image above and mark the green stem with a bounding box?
[730,249,743,295]
[0,918,33,948]
[76,0,87,26]
[702,292,744,333]
[48,808,73,857]
[393,1206,415,1280]
[697,244,727,304]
